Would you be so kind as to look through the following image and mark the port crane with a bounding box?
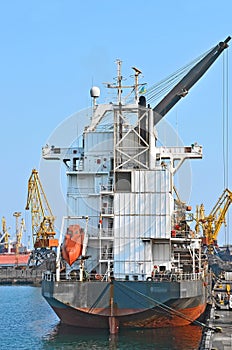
[0,215,26,253]
[195,188,232,253]
[0,217,10,251]
[150,36,231,221]
[15,215,26,254]
[25,169,58,265]
[135,36,231,187]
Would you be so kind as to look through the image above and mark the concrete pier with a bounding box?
[200,304,232,350]
[0,267,42,285]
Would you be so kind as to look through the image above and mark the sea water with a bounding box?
[0,286,202,349]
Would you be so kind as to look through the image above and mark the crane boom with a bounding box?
[153,36,231,125]
[25,169,58,249]
[208,188,232,243]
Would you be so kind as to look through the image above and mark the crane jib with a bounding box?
[153,36,231,125]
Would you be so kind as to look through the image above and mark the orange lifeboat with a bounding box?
[61,225,84,266]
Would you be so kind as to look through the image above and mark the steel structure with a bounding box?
[196,188,232,251]
[153,36,231,124]
[25,169,58,249]
[0,217,10,250]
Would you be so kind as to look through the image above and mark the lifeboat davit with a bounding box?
[61,225,84,266]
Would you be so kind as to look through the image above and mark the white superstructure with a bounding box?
[43,61,203,281]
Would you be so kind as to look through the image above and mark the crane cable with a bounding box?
[145,49,211,106]
[222,50,229,246]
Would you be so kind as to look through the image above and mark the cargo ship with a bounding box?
[0,253,30,267]
[0,215,30,268]
[42,37,230,333]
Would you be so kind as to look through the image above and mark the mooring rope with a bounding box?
[115,281,216,331]
[87,283,110,313]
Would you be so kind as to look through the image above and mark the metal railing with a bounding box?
[43,271,56,282]
[101,207,114,215]
[112,272,203,282]
[43,270,203,283]
[100,229,114,237]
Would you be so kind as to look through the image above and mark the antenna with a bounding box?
[105,60,145,104]
[132,66,142,102]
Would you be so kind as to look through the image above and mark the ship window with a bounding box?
[115,172,131,192]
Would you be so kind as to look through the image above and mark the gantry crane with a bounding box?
[195,188,232,253]
[25,169,58,250]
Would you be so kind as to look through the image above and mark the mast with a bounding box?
[106,59,144,104]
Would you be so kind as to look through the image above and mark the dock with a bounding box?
[0,267,42,285]
[200,283,232,350]
[200,304,232,350]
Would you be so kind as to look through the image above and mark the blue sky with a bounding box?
[0,1,231,246]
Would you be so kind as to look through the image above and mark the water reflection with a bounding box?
[43,323,202,350]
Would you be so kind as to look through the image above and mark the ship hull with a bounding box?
[42,277,207,330]
[0,253,30,267]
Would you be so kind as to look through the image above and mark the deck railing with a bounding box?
[43,270,203,283]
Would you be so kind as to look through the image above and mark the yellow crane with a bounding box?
[25,169,58,250]
[196,188,232,253]
[1,216,10,250]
